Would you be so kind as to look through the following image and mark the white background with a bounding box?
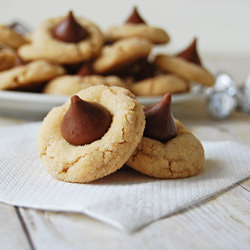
[1,0,249,82]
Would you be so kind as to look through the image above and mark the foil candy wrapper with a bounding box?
[206,73,250,119]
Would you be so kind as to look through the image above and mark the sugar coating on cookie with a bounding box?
[130,74,189,96]
[92,37,152,74]
[44,75,127,95]
[127,120,205,178]
[0,60,65,90]
[18,13,104,64]
[37,85,146,183]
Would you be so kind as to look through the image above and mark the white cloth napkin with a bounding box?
[0,123,249,232]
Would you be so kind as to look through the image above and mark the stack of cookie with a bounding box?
[0,7,215,96]
[38,85,205,183]
[0,22,66,91]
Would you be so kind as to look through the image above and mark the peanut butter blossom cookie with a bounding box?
[127,94,205,178]
[18,11,103,64]
[37,85,145,183]
[92,37,152,74]
[155,38,215,87]
[105,7,170,45]
[125,58,189,96]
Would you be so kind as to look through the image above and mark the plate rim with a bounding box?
[0,89,200,104]
[0,88,202,119]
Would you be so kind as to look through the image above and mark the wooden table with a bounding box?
[1,98,250,250]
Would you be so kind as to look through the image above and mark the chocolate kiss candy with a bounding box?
[144,94,177,143]
[53,11,88,43]
[77,63,92,76]
[125,6,146,24]
[177,38,202,66]
[61,95,112,145]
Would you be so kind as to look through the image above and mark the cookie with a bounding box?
[44,75,127,95]
[155,55,215,87]
[127,120,205,178]
[155,39,215,87]
[130,74,189,96]
[18,11,104,64]
[0,60,65,91]
[105,7,169,45]
[126,94,204,178]
[0,24,27,49]
[37,85,145,183]
[92,37,152,74]
[0,46,16,71]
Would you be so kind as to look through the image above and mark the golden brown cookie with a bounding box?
[44,75,127,95]
[129,74,189,96]
[105,7,169,44]
[18,12,103,64]
[92,37,152,74]
[0,46,16,71]
[105,25,169,45]
[155,54,215,87]
[127,119,205,178]
[0,24,27,49]
[37,85,145,183]
[0,60,65,91]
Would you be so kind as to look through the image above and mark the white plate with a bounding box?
[0,91,67,120]
[0,88,202,120]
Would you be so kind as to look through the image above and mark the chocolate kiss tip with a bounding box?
[71,95,80,104]
[67,10,74,22]
[162,93,171,104]
[125,6,146,24]
[177,37,201,66]
[68,10,73,17]
[132,6,139,13]
[192,37,197,43]
[189,38,198,50]
[145,93,172,115]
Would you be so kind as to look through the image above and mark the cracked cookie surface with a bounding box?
[37,85,145,183]
[126,120,205,178]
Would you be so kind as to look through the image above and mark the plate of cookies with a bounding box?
[0,7,215,119]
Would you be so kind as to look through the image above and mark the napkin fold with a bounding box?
[0,123,249,232]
